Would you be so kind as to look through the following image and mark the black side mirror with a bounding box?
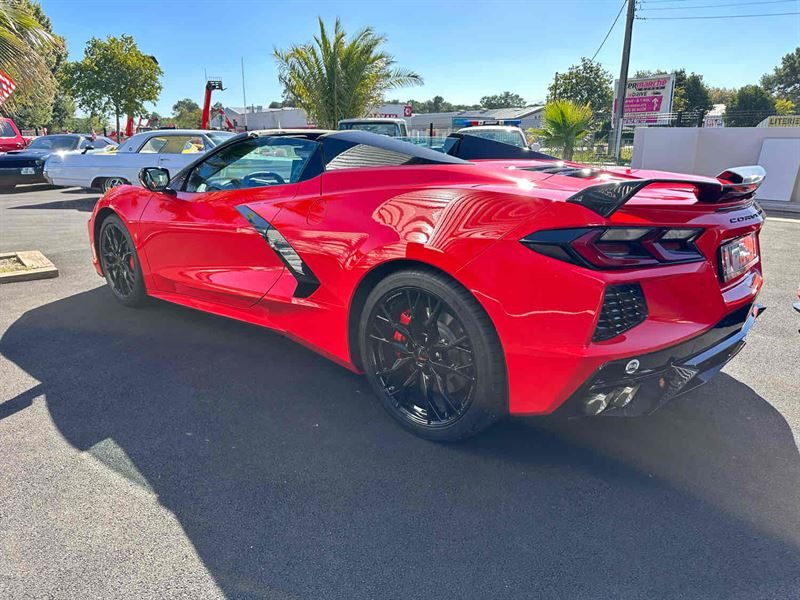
[139,167,173,193]
[81,145,94,154]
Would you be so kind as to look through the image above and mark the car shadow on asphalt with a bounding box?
[0,184,60,195]
[9,196,100,212]
[1,287,799,599]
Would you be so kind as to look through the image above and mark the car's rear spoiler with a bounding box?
[567,166,766,217]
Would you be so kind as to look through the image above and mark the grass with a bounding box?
[0,257,26,273]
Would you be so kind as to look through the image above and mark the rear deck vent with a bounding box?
[519,165,601,178]
[593,284,648,341]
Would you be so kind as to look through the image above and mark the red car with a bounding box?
[0,117,28,152]
[87,130,766,440]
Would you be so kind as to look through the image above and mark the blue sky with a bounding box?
[42,0,799,115]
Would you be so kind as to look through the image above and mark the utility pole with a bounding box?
[611,0,636,160]
[241,57,248,130]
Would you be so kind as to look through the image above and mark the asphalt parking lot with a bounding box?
[1,184,799,599]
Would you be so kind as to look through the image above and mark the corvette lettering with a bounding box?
[730,213,760,223]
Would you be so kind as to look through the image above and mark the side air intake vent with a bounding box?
[593,284,648,342]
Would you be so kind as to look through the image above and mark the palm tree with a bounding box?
[274,18,422,129]
[0,1,55,96]
[530,100,593,161]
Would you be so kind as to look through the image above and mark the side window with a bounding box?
[180,136,206,154]
[184,137,321,193]
[0,120,15,137]
[139,136,168,153]
[139,135,197,154]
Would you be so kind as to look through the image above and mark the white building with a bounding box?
[407,106,545,136]
[218,103,544,136]
[220,107,308,131]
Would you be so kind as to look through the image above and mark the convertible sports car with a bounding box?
[88,129,766,440]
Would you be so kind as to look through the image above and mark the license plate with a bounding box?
[20,167,35,175]
[720,232,759,283]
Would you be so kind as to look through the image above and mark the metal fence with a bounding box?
[620,110,777,129]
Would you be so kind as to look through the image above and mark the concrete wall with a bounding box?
[631,127,800,203]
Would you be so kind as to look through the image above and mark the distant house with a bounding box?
[703,104,726,128]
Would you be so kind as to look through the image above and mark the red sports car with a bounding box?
[87,130,766,440]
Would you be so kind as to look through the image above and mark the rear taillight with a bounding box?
[719,232,759,283]
[521,227,704,269]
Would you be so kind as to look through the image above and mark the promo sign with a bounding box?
[613,74,676,125]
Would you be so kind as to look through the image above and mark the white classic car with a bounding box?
[44,129,235,192]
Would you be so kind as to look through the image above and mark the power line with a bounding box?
[641,0,796,10]
[637,10,799,17]
[591,0,627,61]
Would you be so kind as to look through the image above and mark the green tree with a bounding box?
[405,97,480,113]
[775,98,795,115]
[71,114,106,134]
[680,73,712,114]
[708,86,736,105]
[274,17,422,128]
[548,58,613,123]
[726,85,776,126]
[761,47,799,106]
[64,34,162,138]
[480,91,526,109]
[2,0,66,129]
[48,92,75,131]
[172,98,201,128]
[530,100,592,161]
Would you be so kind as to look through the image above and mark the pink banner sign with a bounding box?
[624,96,663,113]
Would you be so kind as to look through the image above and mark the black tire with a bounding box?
[98,214,147,307]
[0,184,15,193]
[359,269,507,441]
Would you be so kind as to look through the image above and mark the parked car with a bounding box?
[456,125,530,148]
[44,129,235,192]
[338,118,408,137]
[0,133,115,191]
[0,117,29,152]
[88,130,765,441]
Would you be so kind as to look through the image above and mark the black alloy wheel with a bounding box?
[98,215,146,307]
[360,270,506,441]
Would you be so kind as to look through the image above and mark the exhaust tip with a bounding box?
[583,393,609,416]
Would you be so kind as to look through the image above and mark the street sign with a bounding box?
[613,74,676,126]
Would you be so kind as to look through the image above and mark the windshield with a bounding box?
[461,129,527,148]
[338,122,401,137]
[0,120,16,137]
[28,135,79,151]
[206,131,236,146]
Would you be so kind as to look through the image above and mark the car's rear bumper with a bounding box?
[555,302,764,417]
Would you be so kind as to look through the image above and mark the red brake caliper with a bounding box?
[393,310,413,354]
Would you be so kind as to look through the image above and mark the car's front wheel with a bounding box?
[98,215,147,307]
[359,269,507,441]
